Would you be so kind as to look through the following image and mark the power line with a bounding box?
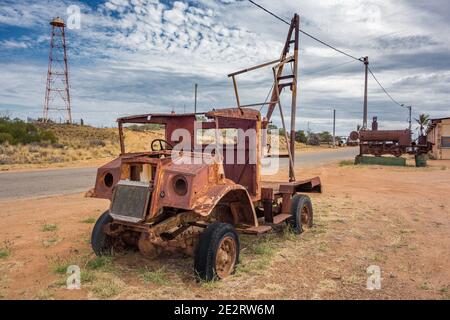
[368,67,403,107]
[299,30,362,62]
[248,0,290,24]
[248,0,362,62]
[248,0,410,112]
[301,59,357,76]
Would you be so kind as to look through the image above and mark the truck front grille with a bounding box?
[109,180,151,223]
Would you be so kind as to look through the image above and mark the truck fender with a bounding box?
[192,184,258,227]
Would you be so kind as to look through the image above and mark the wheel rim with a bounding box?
[301,204,311,228]
[215,236,237,279]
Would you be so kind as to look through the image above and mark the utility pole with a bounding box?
[332,109,336,147]
[401,104,412,132]
[194,83,198,113]
[362,56,369,130]
[408,105,412,131]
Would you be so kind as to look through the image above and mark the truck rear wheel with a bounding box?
[289,194,313,234]
[194,222,240,281]
[91,211,114,256]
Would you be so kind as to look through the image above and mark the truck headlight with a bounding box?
[172,175,188,196]
[103,172,114,188]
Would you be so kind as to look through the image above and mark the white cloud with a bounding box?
[0,0,449,134]
[0,40,29,49]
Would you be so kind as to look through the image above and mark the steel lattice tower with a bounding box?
[43,17,72,123]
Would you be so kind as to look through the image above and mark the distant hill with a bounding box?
[0,122,163,168]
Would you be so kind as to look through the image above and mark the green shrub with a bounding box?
[39,130,57,144]
[89,139,106,147]
[127,124,164,131]
[0,132,14,144]
[0,117,58,145]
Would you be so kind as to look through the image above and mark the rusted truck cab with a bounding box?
[87,12,323,281]
[88,107,321,280]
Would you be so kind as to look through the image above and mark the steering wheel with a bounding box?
[151,139,173,151]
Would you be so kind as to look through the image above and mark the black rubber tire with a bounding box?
[194,222,240,281]
[91,211,113,256]
[288,194,313,234]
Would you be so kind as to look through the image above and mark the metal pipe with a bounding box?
[194,83,198,114]
[118,121,125,155]
[273,68,295,182]
[273,55,295,70]
[239,101,279,108]
[231,75,241,108]
[228,59,280,77]
[289,14,299,180]
[266,18,296,121]
[332,109,336,147]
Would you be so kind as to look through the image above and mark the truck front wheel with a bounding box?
[91,211,114,256]
[289,194,313,234]
[194,222,240,281]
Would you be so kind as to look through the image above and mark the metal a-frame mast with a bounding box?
[228,14,300,182]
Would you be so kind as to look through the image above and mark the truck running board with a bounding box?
[237,225,272,235]
[272,213,291,225]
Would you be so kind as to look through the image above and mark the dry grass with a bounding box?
[0,240,12,260]
[90,276,123,298]
[0,123,164,169]
[34,290,55,300]
[81,217,96,224]
[86,256,114,271]
[0,122,338,169]
[51,256,76,274]
[41,223,58,232]
[138,267,171,285]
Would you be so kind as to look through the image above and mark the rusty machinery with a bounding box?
[87,15,322,281]
[350,117,432,157]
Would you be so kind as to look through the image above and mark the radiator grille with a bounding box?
[110,180,151,223]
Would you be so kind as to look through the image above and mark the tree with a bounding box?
[295,130,307,143]
[307,133,320,146]
[415,114,430,136]
[319,131,333,144]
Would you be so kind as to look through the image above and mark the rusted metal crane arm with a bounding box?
[227,59,281,78]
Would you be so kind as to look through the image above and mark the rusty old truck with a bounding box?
[87,14,322,281]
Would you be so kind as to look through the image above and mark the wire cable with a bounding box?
[248,0,290,24]
[299,29,362,62]
[260,82,275,112]
[248,0,411,111]
[368,67,403,107]
[301,59,357,76]
[248,0,363,62]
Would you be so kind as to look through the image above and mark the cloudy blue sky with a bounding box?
[0,0,449,136]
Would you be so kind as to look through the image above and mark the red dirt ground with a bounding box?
[0,160,449,299]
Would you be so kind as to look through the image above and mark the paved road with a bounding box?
[0,167,98,200]
[279,147,358,169]
[0,148,358,200]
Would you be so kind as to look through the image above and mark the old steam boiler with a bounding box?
[350,117,432,165]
